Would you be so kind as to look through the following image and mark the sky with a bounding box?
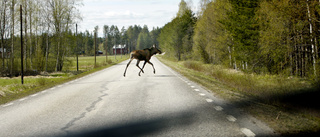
[78,0,201,36]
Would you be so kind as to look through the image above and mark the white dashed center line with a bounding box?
[206,99,213,103]
[194,89,200,92]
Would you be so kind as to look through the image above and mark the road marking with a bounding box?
[2,103,13,107]
[31,94,38,97]
[194,89,200,92]
[191,86,195,88]
[57,85,62,88]
[241,128,256,137]
[206,99,213,103]
[199,93,206,96]
[19,98,28,101]
[42,90,47,93]
[50,87,56,90]
[214,106,223,111]
[226,115,237,122]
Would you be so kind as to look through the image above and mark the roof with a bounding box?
[112,45,126,49]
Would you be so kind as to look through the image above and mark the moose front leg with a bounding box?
[136,60,144,76]
[139,61,147,76]
[147,61,156,74]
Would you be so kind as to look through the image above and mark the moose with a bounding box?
[123,45,162,77]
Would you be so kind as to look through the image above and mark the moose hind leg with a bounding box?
[123,59,133,77]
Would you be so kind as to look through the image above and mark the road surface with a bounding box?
[0,57,276,136]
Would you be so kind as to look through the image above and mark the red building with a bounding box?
[113,45,127,55]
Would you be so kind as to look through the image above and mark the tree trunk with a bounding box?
[1,1,6,70]
[10,0,15,77]
[45,24,49,72]
[24,0,27,71]
[306,0,317,77]
[29,6,33,70]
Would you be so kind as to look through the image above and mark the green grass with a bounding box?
[157,56,320,136]
[0,55,128,105]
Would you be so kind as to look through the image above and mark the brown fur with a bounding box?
[123,45,162,77]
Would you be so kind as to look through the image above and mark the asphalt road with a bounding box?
[0,57,277,137]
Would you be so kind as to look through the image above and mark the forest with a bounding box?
[159,0,320,80]
[1,0,320,81]
[0,0,161,77]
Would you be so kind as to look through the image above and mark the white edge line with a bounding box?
[2,103,14,107]
[241,128,256,137]
[31,94,38,97]
[226,115,237,122]
[199,93,206,96]
[214,106,223,111]
[19,98,27,101]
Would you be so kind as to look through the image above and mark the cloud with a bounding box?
[78,0,200,36]
[103,11,143,18]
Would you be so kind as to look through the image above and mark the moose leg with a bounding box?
[147,61,156,74]
[136,60,144,75]
[139,61,148,76]
[123,59,133,77]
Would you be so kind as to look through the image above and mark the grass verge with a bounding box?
[158,56,320,136]
[0,55,128,105]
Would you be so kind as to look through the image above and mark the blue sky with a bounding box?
[78,0,201,36]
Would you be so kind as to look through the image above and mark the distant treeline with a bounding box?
[0,0,160,77]
[158,0,320,80]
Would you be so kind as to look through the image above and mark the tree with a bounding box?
[150,27,161,46]
[193,0,233,66]
[158,0,196,61]
[103,25,109,60]
[137,25,151,49]
[222,0,260,71]
[48,0,81,71]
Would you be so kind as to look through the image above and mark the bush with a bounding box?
[37,77,47,86]
[183,61,204,72]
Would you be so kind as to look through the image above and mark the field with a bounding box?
[0,55,128,105]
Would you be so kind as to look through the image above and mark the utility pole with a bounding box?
[76,24,78,71]
[94,31,96,67]
[20,5,23,84]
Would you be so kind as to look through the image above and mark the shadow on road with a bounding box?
[67,112,195,137]
[232,85,320,137]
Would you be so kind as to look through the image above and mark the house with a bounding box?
[113,45,127,55]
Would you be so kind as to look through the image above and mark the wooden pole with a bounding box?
[76,24,78,71]
[94,31,96,67]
